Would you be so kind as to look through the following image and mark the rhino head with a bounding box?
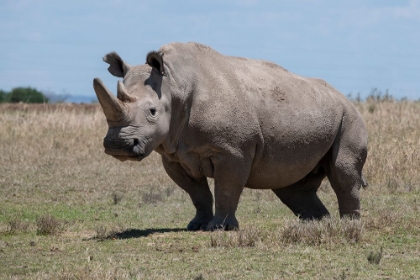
[93,51,170,161]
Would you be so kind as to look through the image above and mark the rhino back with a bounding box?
[231,57,347,187]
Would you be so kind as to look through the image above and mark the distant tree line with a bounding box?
[0,87,49,103]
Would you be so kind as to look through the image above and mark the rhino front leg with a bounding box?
[206,156,251,231]
[161,156,213,231]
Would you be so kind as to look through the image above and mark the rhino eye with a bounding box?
[149,108,157,116]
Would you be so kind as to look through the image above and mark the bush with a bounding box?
[6,87,49,103]
[0,90,8,102]
[36,215,63,235]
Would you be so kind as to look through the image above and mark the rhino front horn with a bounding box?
[93,78,125,122]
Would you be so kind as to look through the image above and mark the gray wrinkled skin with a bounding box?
[93,42,368,231]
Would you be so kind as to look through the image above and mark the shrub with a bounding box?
[36,215,63,235]
[367,247,383,265]
[0,90,8,102]
[8,87,49,103]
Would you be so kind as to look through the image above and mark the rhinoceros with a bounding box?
[93,42,368,231]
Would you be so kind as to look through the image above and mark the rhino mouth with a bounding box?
[103,137,149,161]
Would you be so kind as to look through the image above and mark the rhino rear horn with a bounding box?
[117,81,136,102]
[93,78,125,122]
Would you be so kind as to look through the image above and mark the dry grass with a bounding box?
[6,216,30,234]
[0,100,419,279]
[209,227,261,248]
[36,215,64,235]
[279,217,364,246]
[209,217,364,248]
[356,100,420,191]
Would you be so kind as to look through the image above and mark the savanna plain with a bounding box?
[0,98,419,279]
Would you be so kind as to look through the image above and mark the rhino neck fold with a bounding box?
[159,90,192,155]
[153,44,197,156]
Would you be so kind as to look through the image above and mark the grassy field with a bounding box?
[0,100,419,279]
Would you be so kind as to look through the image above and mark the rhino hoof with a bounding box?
[206,219,239,231]
[187,216,213,231]
[187,221,209,231]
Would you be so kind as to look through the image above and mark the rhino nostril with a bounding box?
[132,139,144,156]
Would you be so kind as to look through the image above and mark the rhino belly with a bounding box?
[245,131,334,189]
[246,158,322,189]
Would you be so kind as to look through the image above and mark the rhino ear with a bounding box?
[103,52,131,78]
[146,51,165,75]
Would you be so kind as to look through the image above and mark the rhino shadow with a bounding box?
[84,228,186,241]
[113,228,185,239]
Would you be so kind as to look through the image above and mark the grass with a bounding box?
[0,100,419,279]
[36,215,64,236]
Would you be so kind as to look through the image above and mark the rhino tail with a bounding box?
[361,173,368,188]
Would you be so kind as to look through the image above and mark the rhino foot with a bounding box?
[206,216,239,231]
[187,216,213,231]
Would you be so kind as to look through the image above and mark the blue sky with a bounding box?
[1,0,419,101]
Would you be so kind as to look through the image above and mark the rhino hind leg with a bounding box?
[326,158,366,219]
[272,171,330,220]
[326,127,368,219]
